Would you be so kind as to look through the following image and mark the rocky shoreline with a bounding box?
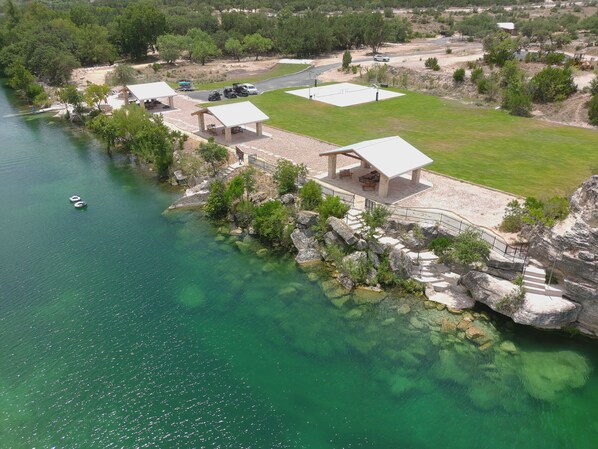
[170,173,597,339]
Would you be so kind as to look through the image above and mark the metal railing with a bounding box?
[247,154,277,174]
[365,198,527,261]
[319,184,355,207]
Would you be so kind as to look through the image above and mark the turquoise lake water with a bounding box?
[1,85,598,449]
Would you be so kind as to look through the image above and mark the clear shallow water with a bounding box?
[1,85,597,449]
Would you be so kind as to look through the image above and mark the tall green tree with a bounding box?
[243,33,272,61]
[156,34,184,64]
[224,37,244,61]
[85,83,111,111]
[113,2,166,60]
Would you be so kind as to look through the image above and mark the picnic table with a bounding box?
[358,170,380,184]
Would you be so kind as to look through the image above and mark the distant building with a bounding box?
[497,22,516,35]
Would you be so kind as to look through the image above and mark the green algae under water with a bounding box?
[1,85,598,449]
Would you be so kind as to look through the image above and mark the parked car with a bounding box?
[232,84,249,97]
[233,83,259,96]
[208,90,222,101]
[223,87,238,99]
[373,54,390,62]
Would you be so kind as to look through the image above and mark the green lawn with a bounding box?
[187,63,310,91]
[243,88,597,198]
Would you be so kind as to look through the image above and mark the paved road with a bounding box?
[187,40,481,101]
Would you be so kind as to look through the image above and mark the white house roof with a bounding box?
[206,101,269,128]
[320,136,433,179]
[126,82,177,101]
[497,22,515,30]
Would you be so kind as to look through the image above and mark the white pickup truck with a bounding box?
[373,54,390,62]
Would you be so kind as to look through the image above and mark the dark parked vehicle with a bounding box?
[223,87,238,99]
[232,83,249,97]
[208,90,222,101]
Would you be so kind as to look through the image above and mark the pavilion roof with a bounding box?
[126,82,177,101]
[320,136,433,179]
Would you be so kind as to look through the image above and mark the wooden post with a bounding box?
[224,127,232,144]
[411,168,421,185]
[328,154,337,179]
[256,122,263,136]
[124,88,129,105]
[168,96,174,108]
[379,174,390,198]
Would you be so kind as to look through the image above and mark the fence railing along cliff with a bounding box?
[365,198,527,261]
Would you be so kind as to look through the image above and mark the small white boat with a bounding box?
[69,195,81,203]
[74,201,87,209]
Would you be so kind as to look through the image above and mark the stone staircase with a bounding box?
[523,264,564,298]
[346,208,364,233]
[219,161,243,179]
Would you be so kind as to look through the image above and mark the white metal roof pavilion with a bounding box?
[192,101,269,143]
[320,136,433,198]
[124,81,177,109]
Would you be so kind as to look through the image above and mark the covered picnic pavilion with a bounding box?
[123,81,177,109]
[191,101,269,144]
[319,136,433,198]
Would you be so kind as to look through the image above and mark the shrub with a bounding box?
[496,286,526,313]
[225,176,245,202]
[589,93,598,126]
[273,159,307,195]
[204,180,230,220]
[375,256,399,287]
[299,180,323,211]
[198,137,229,176]
[342,50,352,71]
[446,48,453,54]
[529,67,576,103]
[318,195,350,224]
[425,57,440,71]
[428,236,454,258]
[253,201,290,245]
[502,82,532,117]
[523,196,569,228]
[397,278,425,296]
[361,205,391,240]
[544,52,566,65]
[471,67,484,83]
[453,68,466,83]
[445,229,491,266]
[233,199,255,229]
[499,200,525,232]
[590,78,598,96]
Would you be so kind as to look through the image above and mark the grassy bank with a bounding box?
[243,88,597,198]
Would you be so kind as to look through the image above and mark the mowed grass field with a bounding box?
[246,88,597,198]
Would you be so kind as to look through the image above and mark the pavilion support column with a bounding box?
[224,127,232,144]
[361,160,371,169]
[168,97,174,108]
[124,89,129,105]
[411,168,421,185]
[140,101,146,110]
[379,174,390,198]
[197,114,205,132]
[328,154,337,179]
[256,122,263,136]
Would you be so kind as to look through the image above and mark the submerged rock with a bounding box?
[520,350,591,401]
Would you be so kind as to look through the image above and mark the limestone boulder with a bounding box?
[290,228,315,251]
[388,248,413,279]
[280,193,295,204]
[297,210,319,228]
[323,231,345,248]
[461,271,580,329]
[295,248,322,264]
[327,217,358,246]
